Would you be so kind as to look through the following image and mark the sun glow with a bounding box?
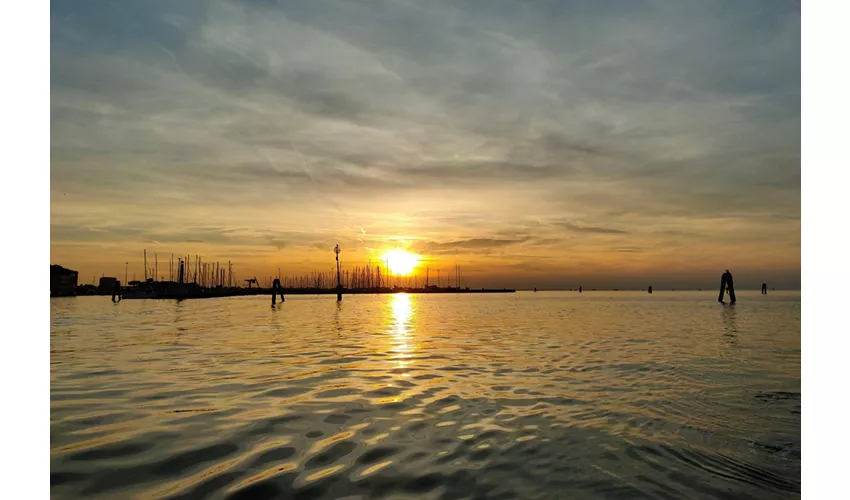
[381,249,421,276]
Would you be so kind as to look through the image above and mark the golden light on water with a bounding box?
[391,293,413,327]
[380,249,421,276]
[389,293,414,372]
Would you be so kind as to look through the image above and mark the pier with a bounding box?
[120,284,514,300]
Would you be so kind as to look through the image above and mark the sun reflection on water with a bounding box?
[389,293,415,372]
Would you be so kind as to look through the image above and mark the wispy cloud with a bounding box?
[554,221,627,235]
[420,237,530,255]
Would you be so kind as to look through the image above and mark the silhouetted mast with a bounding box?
[143,249,147,281]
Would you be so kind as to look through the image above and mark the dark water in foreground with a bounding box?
[51,291,800,499]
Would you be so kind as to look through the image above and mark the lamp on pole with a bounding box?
[334,244,342,302]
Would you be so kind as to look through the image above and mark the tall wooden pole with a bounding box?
[334,244,342,301]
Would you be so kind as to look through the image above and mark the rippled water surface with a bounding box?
[51,291,800,499]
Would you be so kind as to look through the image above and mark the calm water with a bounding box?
[51,291,800,499]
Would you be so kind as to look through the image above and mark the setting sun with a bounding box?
[381,249,421,276]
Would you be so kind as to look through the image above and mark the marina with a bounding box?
[53,248,515,300]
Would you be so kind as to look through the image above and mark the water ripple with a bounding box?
[51,291,800,499]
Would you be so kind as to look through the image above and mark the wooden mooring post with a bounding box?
[271,278,285,306]
[718,270,737,304]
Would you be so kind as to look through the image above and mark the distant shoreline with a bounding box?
[518,288,794,292]
[53,287,802,300]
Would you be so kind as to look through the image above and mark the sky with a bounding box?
[50,0,800,289]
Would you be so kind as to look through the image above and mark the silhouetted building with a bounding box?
[51,265,78,297]
[98,277,119,295]
[76,284,97,296]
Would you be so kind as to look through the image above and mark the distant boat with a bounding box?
[122,288,157,299]
[121,281,158,299]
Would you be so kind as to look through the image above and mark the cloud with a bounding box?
[419,238,530,255]
[49,0,800,286]
[554,221,627,235]
[613,247,644,253]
